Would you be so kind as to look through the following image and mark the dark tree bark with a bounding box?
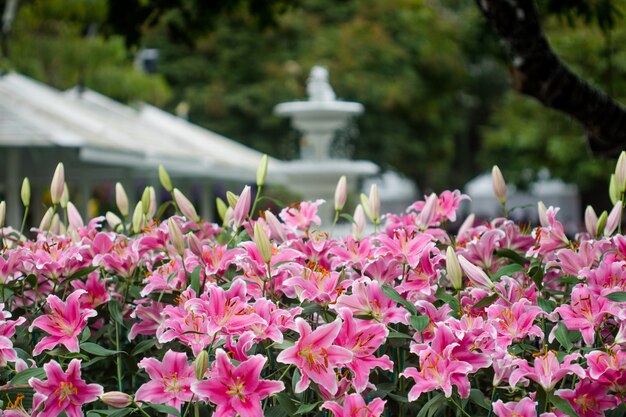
[475,0,626,156]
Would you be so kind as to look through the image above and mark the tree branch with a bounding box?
[475,0,626,156]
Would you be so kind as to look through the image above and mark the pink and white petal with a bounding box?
[231,394,263,417]
[321,401,344,417]
[254,380,285,399]
[135,381,167,403]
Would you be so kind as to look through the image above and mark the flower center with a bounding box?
[226,376,246,400]
[163,372,184,392]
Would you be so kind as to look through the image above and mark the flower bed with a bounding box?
[1,161,626,417]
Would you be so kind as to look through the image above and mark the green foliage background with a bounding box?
[1,0,624,202]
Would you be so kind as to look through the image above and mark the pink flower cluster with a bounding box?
[2,179,626,417]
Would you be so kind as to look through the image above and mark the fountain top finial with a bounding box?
[306,66,336,102]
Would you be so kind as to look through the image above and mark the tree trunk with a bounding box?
[475,0,626,156]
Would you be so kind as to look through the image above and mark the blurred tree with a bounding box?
[0,0,170,105]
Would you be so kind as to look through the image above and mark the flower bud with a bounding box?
[226,191,238,209]
[419,193,438,228]
[141,187,151,215]
[491,165,506,205]
[596,210,608,239]
[132,202,144,234]
[457,213,475,239]
[368,184,380,224]
[60,184,69,209]
[50,213,62,235]
[159,165,173,192]
[253,221,273,264]
[39,207,53,230]
[537,201,549,228]
[334,176,347,212]
[605,201,622,236]
[50,163,65,205]
[168,218,185,256]
[187,233,203,258]
[446,246,463,291]
[146,187,157,219]
[194,350,209,380]
[115,183,129,217]
[233,186,251,228]
[67,202,84,229]
[352,204,366,240]
[458,255,494,291]
[584,205,598,237]
[106,211,122,231]
[616,151,626,194]
[173,188,200,223]
[256,154,269,187]
[264,210,286,242]
[0,201,5,228]
[216,197,228,222]
[610,174,620,205]
[21,178,30,208]
[100,392,133,408]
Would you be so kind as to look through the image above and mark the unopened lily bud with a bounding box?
[420,193,438,228]
[264,210,286,242]
[194,350,209,380]
[106,211,122,231]
[0,201,5,228]
[360,193,373,222]
[256,154,269,187]
[616,151,626,193]
[50,213,61,235]
[187,233,203,258]
[141,187,151,215]
[334,176,347,212]
[60,184,69,209]
[253,221,273,264]
[537,201,549,228]
[216,197,228,222]
[50,163,65,205]
[584,205,598,237]
[115,183,129,217]
[458,255,494,291]
[226,191,238,208]
[596,211,608,238]
[168,218,185,255]
[146,187,157,219]
[39,207,53,230]
[610,174,620,205]
[21,178,30,208]
[446,246,463,291]
[67,202,84,229]
[233,186,251,228]
[368,184,380,224]
[100,392,133,408]
[352,204,366,239]
[222,207,233,227]
[605,201,622,236]
[159,165,173,192]
[491,165,506,205]
[132,202,144,234]
[173,188,200,223]
[457,213,475,239]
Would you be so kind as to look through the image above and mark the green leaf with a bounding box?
[554,323,573,351]
[410,315,430,331]
[472,293,498,309]
[69,266,99,280]
[81,342,121,357]
[108,301,125,326]
[496,249,528,265]
[530,265,545,291]
[80,326,92,343]
[387,330,412,339]
[548,392,579,417]
[145,402,181,417]
[131,339,157,356]
[417,392,446,417]
[537,297,556,313]
[271,340,295,350]
[265,406,289,417]
[11,368,45,385]
[386,393,409,403]
[276,392,298,415]
[296,401,322,414]
[339,213,355,223]
[469,389,489,410]
[107,409,133,417]
[381,284,418,315]
[606,291,626,302]
[189,265,201,294]
[491,263,524,281]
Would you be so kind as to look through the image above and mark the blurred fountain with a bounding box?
[274,66,379,226]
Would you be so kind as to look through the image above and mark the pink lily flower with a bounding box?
[486,298,544,348]
[555,379,619,417]
[322,393,386,417]
[192,349,284,417]
[375,229,433,269]
[333,278,409,324]
[29,359,103,417]
[135,350,196,411]
[29,289,97,355]
[276,318,353,395]
[509,351,585,391]
[586,347,626,391]
[0,304,26,366]
[493,398,556,417]
[279,199,324,232]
